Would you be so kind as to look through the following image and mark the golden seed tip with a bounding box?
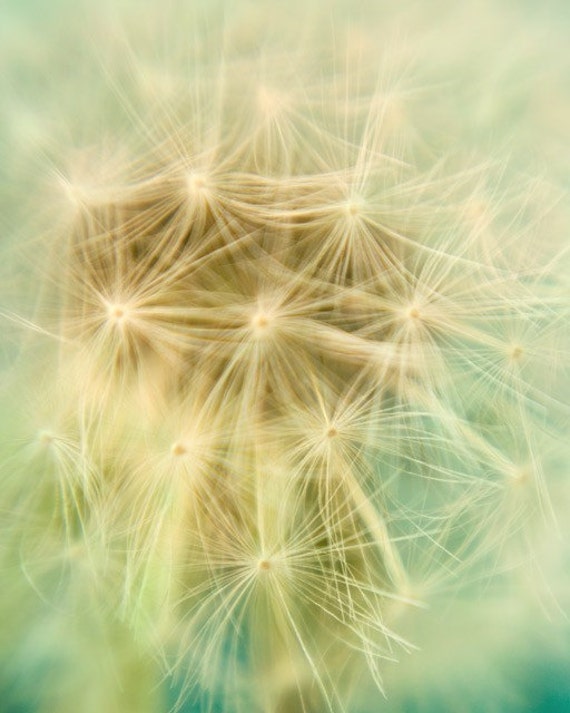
[107,303,129,322]
[257,86,288,117]
[37,430,54,446]
[171,441,187,457]
[251,311,272,331]
[186,171,209,195]
[512,467,531,485]
[344,200,361,217]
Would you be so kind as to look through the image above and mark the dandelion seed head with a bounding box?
[2,3,569,712]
